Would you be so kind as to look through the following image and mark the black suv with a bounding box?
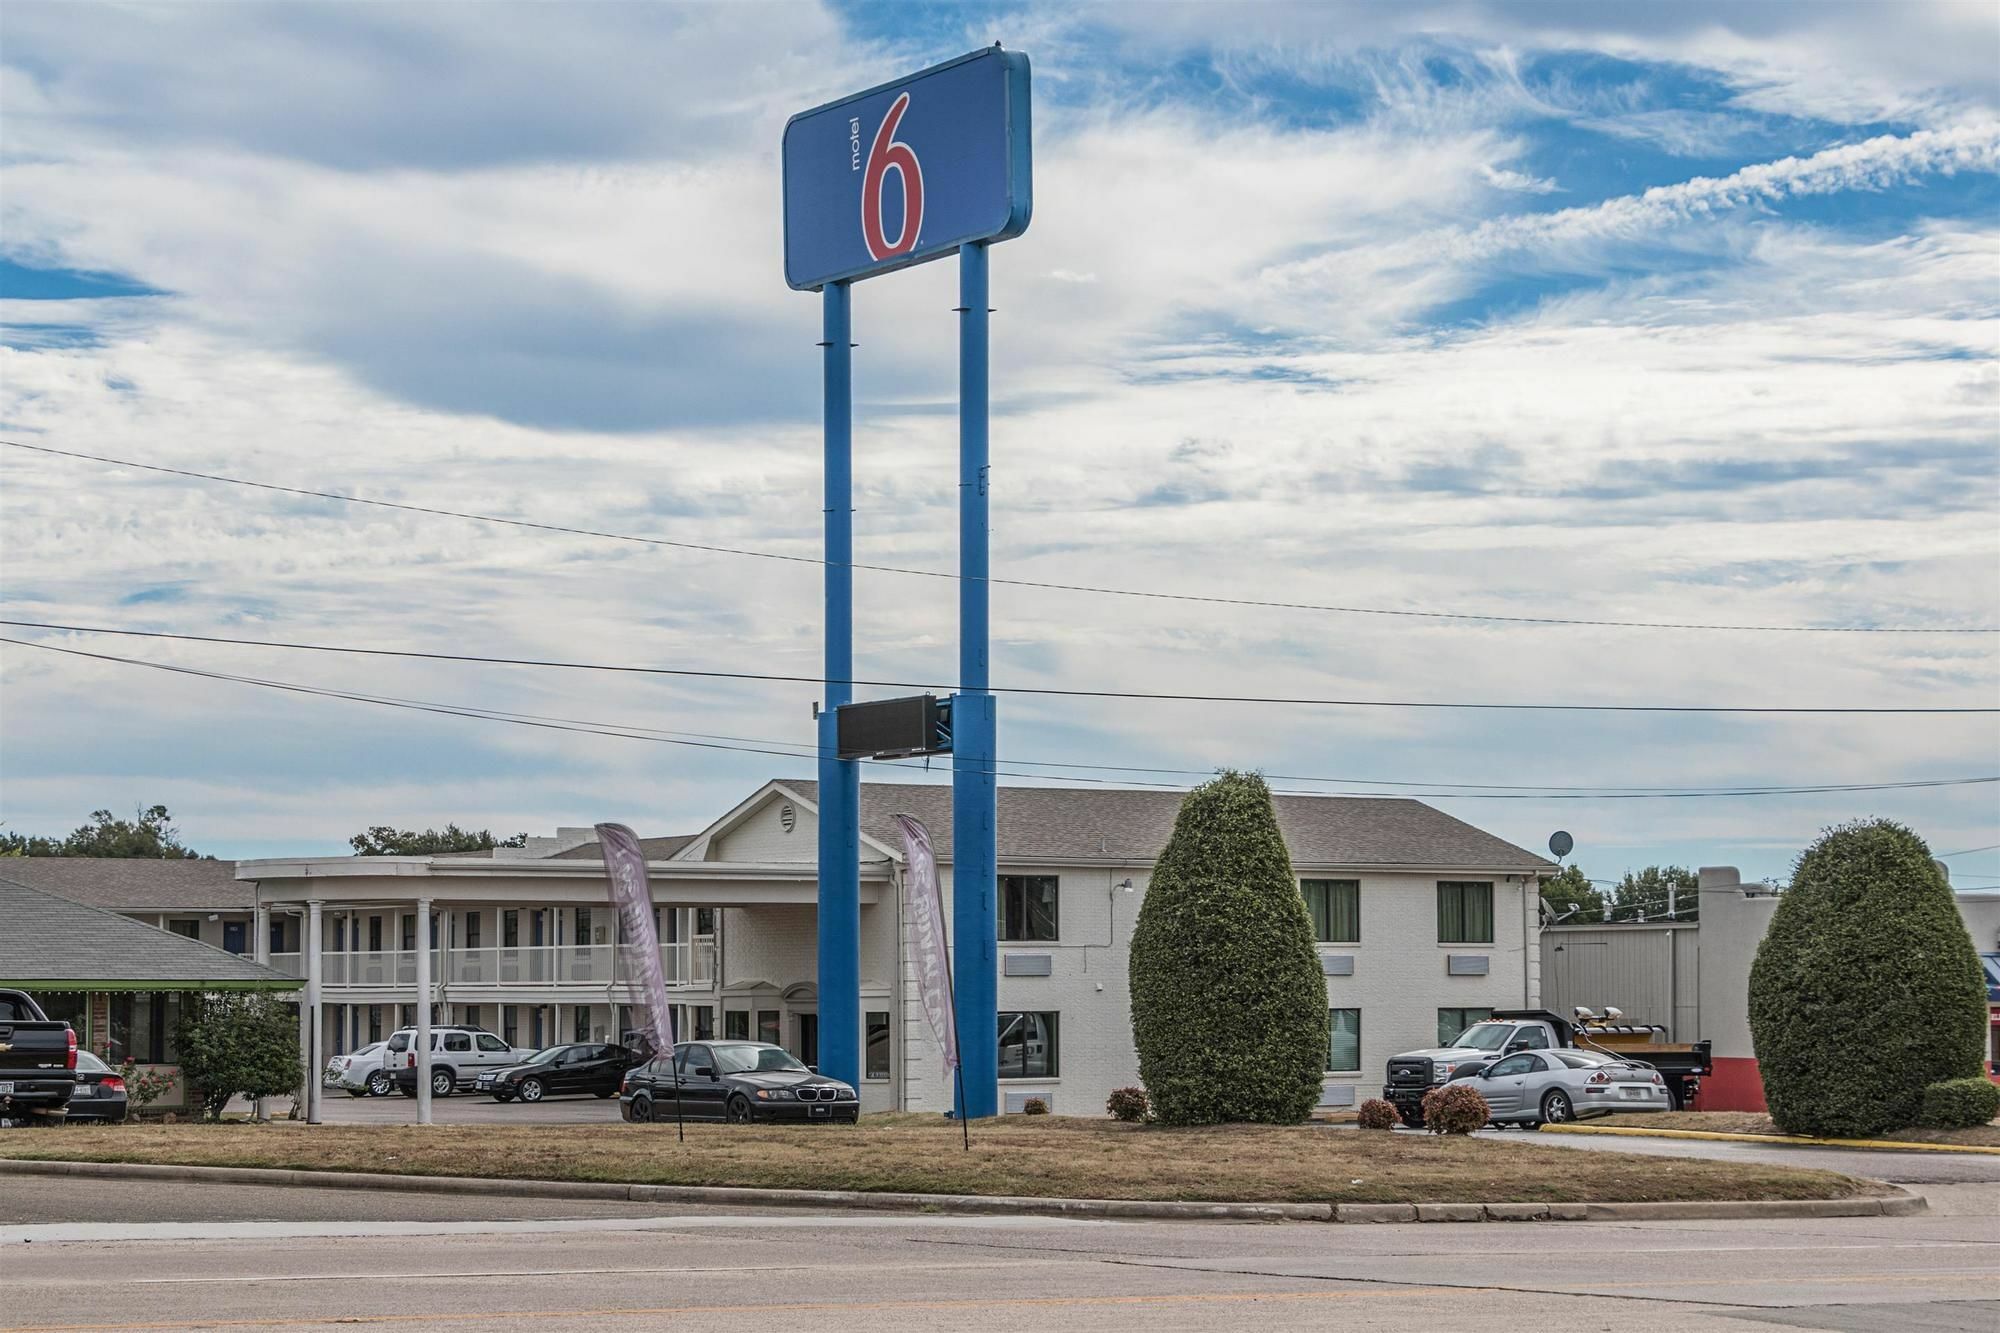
[479,1042,645,1103]
[619,1041,858,1125]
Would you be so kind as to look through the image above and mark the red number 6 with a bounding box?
[862,92,924,261]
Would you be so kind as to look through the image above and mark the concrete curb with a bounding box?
[0,1158,1924,1223]
[1539,1123,2000,1156]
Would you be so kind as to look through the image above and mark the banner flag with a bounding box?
[596,822,674,1061]
[895,813,958,1074]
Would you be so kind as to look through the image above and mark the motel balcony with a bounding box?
[265,941,717,991]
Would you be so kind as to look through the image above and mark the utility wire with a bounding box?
[7,618,1995,714]
[7,439,1992,636]
[6,637,1997,801]
[1935,842,2000,858]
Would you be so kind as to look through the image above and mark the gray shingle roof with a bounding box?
[0,876,299,988]
[548,834,696,861]
[0,857,252,911]
[772,780,1550,871]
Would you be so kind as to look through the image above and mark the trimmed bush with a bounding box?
[1021,1097,1050,1116]
[1749,820,1988,1138]
[1105,1087,1150,1123]
[1918,1078,2000,1130]
[1420,1084,1489,1135]
[1129,772,1330,1125]
[1356,1098,1398,1131]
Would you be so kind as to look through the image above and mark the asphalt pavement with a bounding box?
[303,1086,621,1125]
[4,1171,1998,1332]
[1477,1125,2000,1186]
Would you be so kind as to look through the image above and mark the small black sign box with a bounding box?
[836,695,952,760]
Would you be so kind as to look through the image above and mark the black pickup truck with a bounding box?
[0,989,78,1125]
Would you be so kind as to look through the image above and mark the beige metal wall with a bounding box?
[1541,922,1699,1041]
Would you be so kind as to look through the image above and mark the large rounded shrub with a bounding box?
[1128,772,1330,1125]
[1748,820,1987,1138]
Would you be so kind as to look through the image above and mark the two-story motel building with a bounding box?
[243,778,1553,1116]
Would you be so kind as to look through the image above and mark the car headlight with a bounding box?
[1432,1064,1455,1083]
[835,1087,857,1101]
[754,1088,795,1100]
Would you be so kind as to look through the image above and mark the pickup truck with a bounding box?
[1383,1007,1710,1127]
[0,989,79,1126]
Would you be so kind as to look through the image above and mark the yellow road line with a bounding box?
[1537,1124,2000,1155]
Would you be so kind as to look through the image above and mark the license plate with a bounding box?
[810,1104,830,1117]
[0,1082,13,1095]
[1622,1086,1647,1098]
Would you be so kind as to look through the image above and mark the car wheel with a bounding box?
[519,1078,546,1104]
[492,1093,515,1103]
[725,1095,754,1125]
[630,1096,653,1124]
[367,1072,392,1097]
[595,1089,615,1099]
[1540,1090,1574,1125]
[431,1070,455,1098]
[1396,1107,1425,1129]
[346,1088,369,1098]
[398,1084,418,1098]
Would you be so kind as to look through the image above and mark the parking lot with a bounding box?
[307,1087,625,1126]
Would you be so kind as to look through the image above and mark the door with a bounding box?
[472,1032,512,1072]
[1478,1053,1540,1116]
[795,1014,819,1070]
[676,1044,725,1119]
[222,921,246,955]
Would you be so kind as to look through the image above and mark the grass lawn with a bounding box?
[1,1114,1884,1204]
[1591,1110,2000,1148]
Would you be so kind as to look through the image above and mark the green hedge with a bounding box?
[1918,1078,2000,1130]
[1748,820,1987,1138]
[1128,772,1329,1125]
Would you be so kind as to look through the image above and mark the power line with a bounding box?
[1935,842,2000,858]
[7,439,1992,637]
[7,618,1996,714]
[8,636,1996,802]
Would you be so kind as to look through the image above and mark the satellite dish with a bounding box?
[1548,830,1574,860]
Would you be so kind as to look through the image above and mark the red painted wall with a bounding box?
[1694,1056,1766,1112]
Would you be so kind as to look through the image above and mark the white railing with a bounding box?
[310,943,714,990]
[265,951,303,978]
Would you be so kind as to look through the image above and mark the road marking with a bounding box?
[11,1258,1074,1287]
[3,1285,1468,1331]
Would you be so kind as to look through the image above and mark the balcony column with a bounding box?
[305,900,323,1125]
[253,902,270,965]
[415,894,433,1125]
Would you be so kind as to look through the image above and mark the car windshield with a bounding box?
[1448,1023,1517,1052]
[521,1047,563,1066]
[354,1043,383,1058]
[711,1044,807,1075]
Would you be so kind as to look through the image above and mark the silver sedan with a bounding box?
[1455,1049,1670,1125]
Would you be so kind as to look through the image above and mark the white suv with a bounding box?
[385,1027,528,1097]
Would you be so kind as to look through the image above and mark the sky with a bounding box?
[1,0,1996,890]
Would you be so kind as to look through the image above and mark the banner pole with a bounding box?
[937,897,970,1152]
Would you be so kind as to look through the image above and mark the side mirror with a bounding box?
[695,1065,716,1079]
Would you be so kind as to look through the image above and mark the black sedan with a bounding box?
[619,1041,858,1125]
[66,1050,129,1123]
[477,1042,644,1103]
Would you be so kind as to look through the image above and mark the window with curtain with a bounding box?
[1300,879,1360,942]
[1436,881,1494,943]
[1000,876,1059,941]
[1326,1008,1361,1072]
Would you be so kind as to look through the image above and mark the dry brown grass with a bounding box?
[1592,1110,2000,1148]
[2,1114,1884,1204]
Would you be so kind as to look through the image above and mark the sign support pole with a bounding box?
[952,241,999,1121]
[817,280,862,1087]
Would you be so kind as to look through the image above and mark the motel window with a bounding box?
[725,1010,750,1041]
[757,1011,781,1046]
[695,908,716,937]
[574,908,596,948]
[400,915,416,952]
[1301,880,1360,943]
[574,1007,592,1043]
[271,918,289,955]
[865,1011,891,1080]
[107,992,182,1065]
[168,919,200,941]
[502,911,519,948]
[1437,1007,1495,1046]
[463,1005,482,1031]
[1326,1009,1361,1073]
[501,1005,518,1047]
[1437,881,1494,944]
[695,1006,715,1041]
[465,913,481,950]
[1000,876,1059,942]
[367,1005,383,1042]
[367,916,383,952]
[998,1011,1058,1079]
[330,919,346,952]
[400,1004,416,1027]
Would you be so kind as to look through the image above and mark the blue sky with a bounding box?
[1,1,1996,889]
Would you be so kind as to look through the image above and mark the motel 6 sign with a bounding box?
[782,45,1033,290]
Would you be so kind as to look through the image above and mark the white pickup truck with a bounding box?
[1382,1008,1710,1127]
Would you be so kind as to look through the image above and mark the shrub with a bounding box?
[1918,1078,2000,1130]
[1106,1087,1150,1123]
[174,992,301,1122]
[1420,1084,1489,1135]
[116,1060,179,1112]
[1356,1098,1398,1131]
[1021,1097,1050,1116]
[1129,772,1329,1125]
[1749,820,1987,1137]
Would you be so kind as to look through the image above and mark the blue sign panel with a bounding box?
[783,47,1031,291]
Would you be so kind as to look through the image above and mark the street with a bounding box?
[4,1163,1996,1332]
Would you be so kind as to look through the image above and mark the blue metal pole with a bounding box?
[817,280,861,1087]
[952,241,998,1120]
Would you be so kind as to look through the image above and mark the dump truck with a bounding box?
[1383,1007,1710,1127]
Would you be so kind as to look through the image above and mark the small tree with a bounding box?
[1128,772,1329,1125]
[1607,865,1698,922]
[175,993,302,1122]
[1749,820,1986,1137]
[1540,865,1604,923]
[350,825,528,855]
